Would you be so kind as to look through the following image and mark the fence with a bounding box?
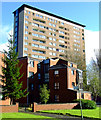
[33,102,78,112]
[0,102,19,113]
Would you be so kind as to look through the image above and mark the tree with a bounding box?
[2,36,27,105]
[40,84,50,104]
[65,49,87,87]
[87,59,101,101]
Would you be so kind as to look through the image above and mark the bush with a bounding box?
[73,99,96,109]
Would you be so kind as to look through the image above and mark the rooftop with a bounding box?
[13,4,86,27]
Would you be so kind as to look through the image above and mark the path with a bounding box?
[19,107,98,120]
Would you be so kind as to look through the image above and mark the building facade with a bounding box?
[13,4,86,62]
[17,57,91,104]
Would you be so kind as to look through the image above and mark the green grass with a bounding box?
[40,107,101,119]
[1,112,51,119]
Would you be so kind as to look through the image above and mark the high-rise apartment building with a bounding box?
[13,4,85,61]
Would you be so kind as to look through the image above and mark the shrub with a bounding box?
[73,99,96,109]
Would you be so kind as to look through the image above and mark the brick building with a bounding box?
[13,4,86,65]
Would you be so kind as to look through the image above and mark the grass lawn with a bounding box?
[1,112,52,119]
[40,107,101,119]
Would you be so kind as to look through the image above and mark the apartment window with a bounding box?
[72,82,75,87]
[32,33,38,37]
[53,24,56,27]
[49,37,52,40]
[53,53,56,56]
[25,26,28,29]
[31,84,34,90]
[59,49,64,53]
[24,42,28,45]
[55,95,59,102]
[28,11,30,14]
[25,21,28,24]
[81,93,84,99]
[25,31,28,34]
[54,83,59,89]
[49,52,52,55]
[54,70,59,75]
[53,38,56,41]
[38,73,41,79]
[71,70,74,75]
[32,43,39,47]
[29,72,34,78]
[39,45,46,49]
[32,54,38,58]
[53,43,56,46]
[59,40,64,43]
[83,50,85,52]
[32,23,39,27]
[49,42,52,46]
[24,53,28,56]
[59,35,64,39]
[49,28,52,31]
[39,56,46,59]
[39,25,44,28]
[82,37,84,40]
[49,23,52,26]
[24,48,28,51]
[61,22,64,25]
[25,16,29,19]
[59,31,64,34]
[53,48,56,51]
[44,73,49,82]
[28,60,34,68]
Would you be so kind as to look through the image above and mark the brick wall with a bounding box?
[0,103,19,113]
[33,102,78,112]
[0,98,10,105]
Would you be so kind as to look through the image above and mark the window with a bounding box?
[59,35,64,39]
[25,16,29,19]
[59,40,64,43]
[38,73,41,79]
[54,70,59,75]
[31,84,34,90]
[55,95,59,102]
[54,83,59,89]
[32,23,39,27]
[81,93,84,99]
[49,52,52,55]
[24,53,28,56]
[25,21,28,24]
[29,60,34,67]
[32,54,38,58]
[70,63,73,67]
[72,82,75,87]
[25,31,28,34]
[29,72,34,78]
[25,26,28,29]
[28,11,30,14]
[24,42,28,45]
[71,70,74,75]
[44,73,49,82]
[24,48,28,51]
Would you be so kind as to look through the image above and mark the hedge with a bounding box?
[73,99,96,109]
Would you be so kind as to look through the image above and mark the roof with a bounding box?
[49,64,67,70]
[13,4,86,27]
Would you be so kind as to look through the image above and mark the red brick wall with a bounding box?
[33,102,78,112]
[0,103,19,113]
[0,98,10,105]
[49,68,77,103]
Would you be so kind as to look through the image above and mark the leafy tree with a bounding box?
[65,49,87,87]
[2,36,27,105]
[40,84,50,104]
[87,59,101,101]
